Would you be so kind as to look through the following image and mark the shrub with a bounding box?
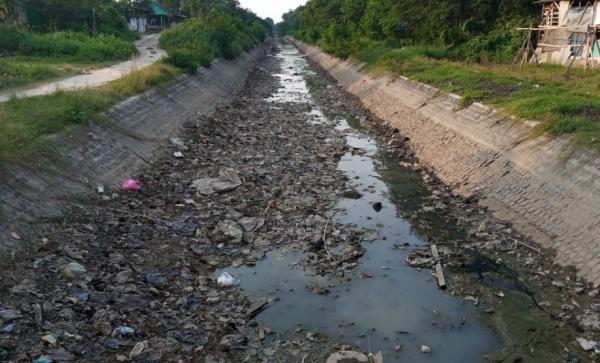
[0,25,137,62]
[160,12,269,73]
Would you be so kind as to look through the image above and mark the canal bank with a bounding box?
[0,40,593,363]
[292,39,600,288]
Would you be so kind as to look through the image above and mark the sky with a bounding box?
[238,0,307,23]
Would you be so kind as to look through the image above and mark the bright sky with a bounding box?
[238,0,307,23]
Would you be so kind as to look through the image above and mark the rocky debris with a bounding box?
[576,337,599,351]
[0,45,342,362]
[326,350,369,363]
[406,249,434,268]
[420,345,432,353]
[302,45,599,359]
[190,169,242,195]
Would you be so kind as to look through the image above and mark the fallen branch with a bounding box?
[431,244,447,290]
[514,239,541,254]
[322,212,338,263]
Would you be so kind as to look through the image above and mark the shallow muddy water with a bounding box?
[216,44,502,362]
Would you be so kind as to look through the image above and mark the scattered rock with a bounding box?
[191,169,242,195]
[63,262,86,278]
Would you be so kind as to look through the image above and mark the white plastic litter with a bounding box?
[173,152,184,158]
[217,272,239,287]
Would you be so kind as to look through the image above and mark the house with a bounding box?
[127,0,172,33]
[527,0,600,68]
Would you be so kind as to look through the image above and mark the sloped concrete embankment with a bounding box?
[0,45,268,254]
[293,40,600,285]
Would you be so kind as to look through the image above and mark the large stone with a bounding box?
[326,351,369,363]
[191,169,242,195]
[216,220,244,244]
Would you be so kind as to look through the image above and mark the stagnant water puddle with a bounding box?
[216,44,502,362]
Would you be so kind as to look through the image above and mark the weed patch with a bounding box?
[0,64,181,165]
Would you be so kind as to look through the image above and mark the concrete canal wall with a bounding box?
[294,40,600,285]
[0,44,270,254]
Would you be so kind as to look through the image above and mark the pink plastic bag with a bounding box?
[122,179,141,191]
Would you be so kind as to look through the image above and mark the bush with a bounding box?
[0,25,137,62]
[160,12,269,73]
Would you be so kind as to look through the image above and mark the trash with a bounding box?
[41,332,60,347]
[2,324,13,333]
[217,272,239,287]
[406,249,434,268]
[73,292,89,302]
[63,262,86,278]
[191,169,242,195]
[372,202,383,212]
[171,222,197,237]
[130,340,149,359]
[33,356,52,363]
[122,179,142,191]
[8,230,21,240]
[114,326,135,336]
[96,185,105,193]
[0,309,17,320]
[420,345,432,353]
[247,298,272,319]
[173,151,184,158]
[32,257,44,269]
[170,137,188,150]
[576,337,598,351]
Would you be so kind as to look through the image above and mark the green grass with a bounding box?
[0,56,116,92]
[359,45,600,149]
[0,63,181,165]
[0,25,138,91]
[0,25,137,62]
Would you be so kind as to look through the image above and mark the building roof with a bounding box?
[149,1,170,17]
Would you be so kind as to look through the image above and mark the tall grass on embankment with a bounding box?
[355,43,600,149]
[160,14,269,73]
[0,63,181,166]
[0,25,138,91]
[279,0,600,150]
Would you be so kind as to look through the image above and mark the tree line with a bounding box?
[278,0,539,63]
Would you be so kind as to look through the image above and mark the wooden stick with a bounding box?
[430,244,447,289]
[435,263,447,290]
[515,239,541,254]
[322,212,339,263]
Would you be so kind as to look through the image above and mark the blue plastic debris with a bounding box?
[32,258,44,269]
[74,292,89,302]
[115,326,135,336]
[2,324,13,333]
[33,356,52,363]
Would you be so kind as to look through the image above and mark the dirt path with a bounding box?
[0,34,166,103]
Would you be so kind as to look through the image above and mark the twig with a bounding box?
[514,239,541,254]
[322,212,338,263]
[106,207,172,225]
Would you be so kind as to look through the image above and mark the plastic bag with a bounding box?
[122,179,142,191]
[217,272,239,287]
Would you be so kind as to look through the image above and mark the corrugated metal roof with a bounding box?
[150,1,170,17]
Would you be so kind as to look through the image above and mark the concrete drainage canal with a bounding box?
[216,43,502,362]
